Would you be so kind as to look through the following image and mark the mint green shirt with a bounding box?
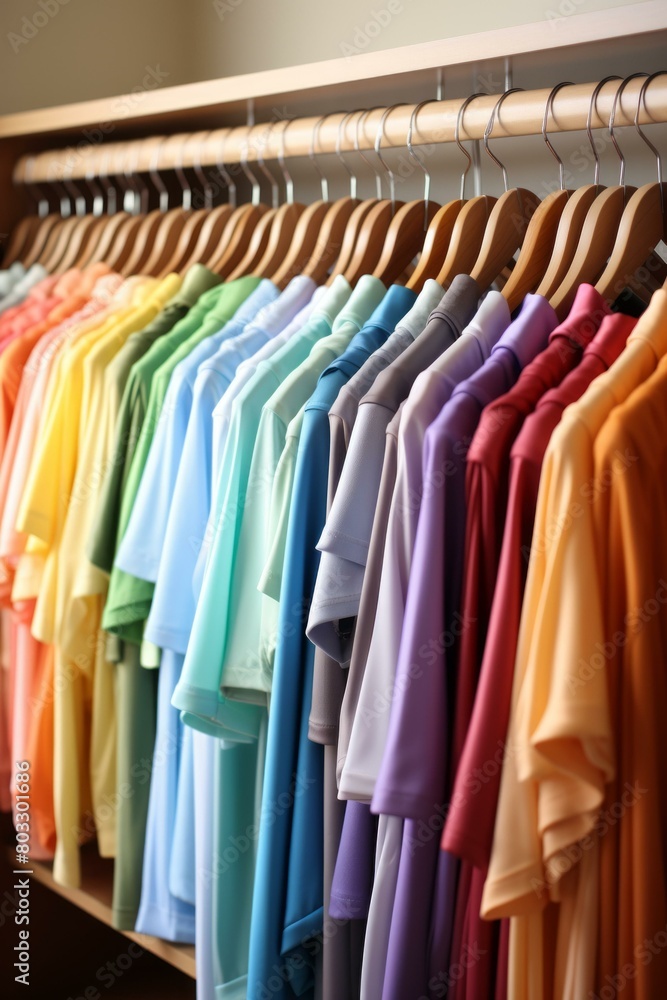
[172,275,355,740]
[222,275,386,705]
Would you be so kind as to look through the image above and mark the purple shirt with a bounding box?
[372,295,555,1000]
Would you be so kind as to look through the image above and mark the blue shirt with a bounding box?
[246,285,415,1000]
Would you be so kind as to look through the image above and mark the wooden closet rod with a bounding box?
[14,76,667,184]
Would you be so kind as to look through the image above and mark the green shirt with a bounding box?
[221,275,386,704]
[172,277,382,737]
[102,276,260,642]
[88,264,220,575]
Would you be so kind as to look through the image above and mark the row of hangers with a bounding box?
[4,72,667,320]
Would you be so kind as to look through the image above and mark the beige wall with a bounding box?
[0,0,651,114]
[0,0,195,114]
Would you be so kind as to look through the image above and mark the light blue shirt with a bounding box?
[115,279,279,583]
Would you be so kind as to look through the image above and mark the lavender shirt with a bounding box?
[373,295,556,1000]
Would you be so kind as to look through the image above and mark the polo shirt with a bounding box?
[339,291,512,803]
[103,275,262,642]
[481,292,667,1000]
[172,275,353,739]
[87,265,221,576]
[0,264,49,315]
[135,279,311,943]
[220,276,386,707]
[309,276,479,668]
[254,284,406,676]
[0,261,25,297]
[441,289,611,999]
[443,312,636,870]
[103,277,260,932]
[16,276,178,889]
[312,281,444,1000]
[307,278,445,749]
[370,295,554,1000]
[245,284,411,1000]
[144,275,316,655]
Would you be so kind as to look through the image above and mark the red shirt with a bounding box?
[444,285,616,1000]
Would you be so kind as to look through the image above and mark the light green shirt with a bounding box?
[172,275,355,739]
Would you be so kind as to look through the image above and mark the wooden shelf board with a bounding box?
[0,2,664,140]
[6,846,196,979]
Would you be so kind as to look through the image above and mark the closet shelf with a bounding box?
[5,845,196,979]
[0,1,664,141]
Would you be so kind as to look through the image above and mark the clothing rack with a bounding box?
[14,76,667,184]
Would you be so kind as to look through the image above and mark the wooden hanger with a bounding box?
[501,83,581,312]
[409,93,496,292]
[70,148,135,269]
[327,108,390,284]
[371,104,440,285]
[548,75,646,318]
[595,72,667,302]
[4,158,61,265]
[469,89,542,293]
[206,126,280,276]
[535,78,624,299]
[295,113,363,285]
[3,215,45,266]
[178,130,237,269]
[272,112,362,288]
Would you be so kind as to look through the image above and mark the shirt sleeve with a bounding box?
[144,368,227,654]
[482,416,613,919]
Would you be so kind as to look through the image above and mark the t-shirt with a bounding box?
[481,290,667,1000]
[87,265,221,576]
[441,287,613,998]
[172,275,353,739]
[307,278,445,747]
[310,276,480,666]
[134,278,314,943]
[371,295,555,1000]
[245,283,412,1000]
[103,275,263,642]
[144,275,317,655]
[339,291,513,803]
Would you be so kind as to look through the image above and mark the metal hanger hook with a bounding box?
[407,99,435,228]
[311,111,342,203]
[635,71,666,213]
[542,81,574,191]
[456,92,486,200]
[84,162,105,218]
[24,155,51,218]
[586,75,622,189]
[483,87,524,193]
[355,107,384,199]
[215,129,236,209]
[375,103,408,215]
[278,117,297,204]
[256,122,280,210]
[336,110,358,200]
[239,129,261,207]
[193,130,214,210]
[174,133,196,210]
[609,73,648,189]
[149,139,170,213]
[98,147,118,216]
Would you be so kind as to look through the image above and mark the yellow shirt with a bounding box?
[482,290,667,1000]
[15,274,180,889]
